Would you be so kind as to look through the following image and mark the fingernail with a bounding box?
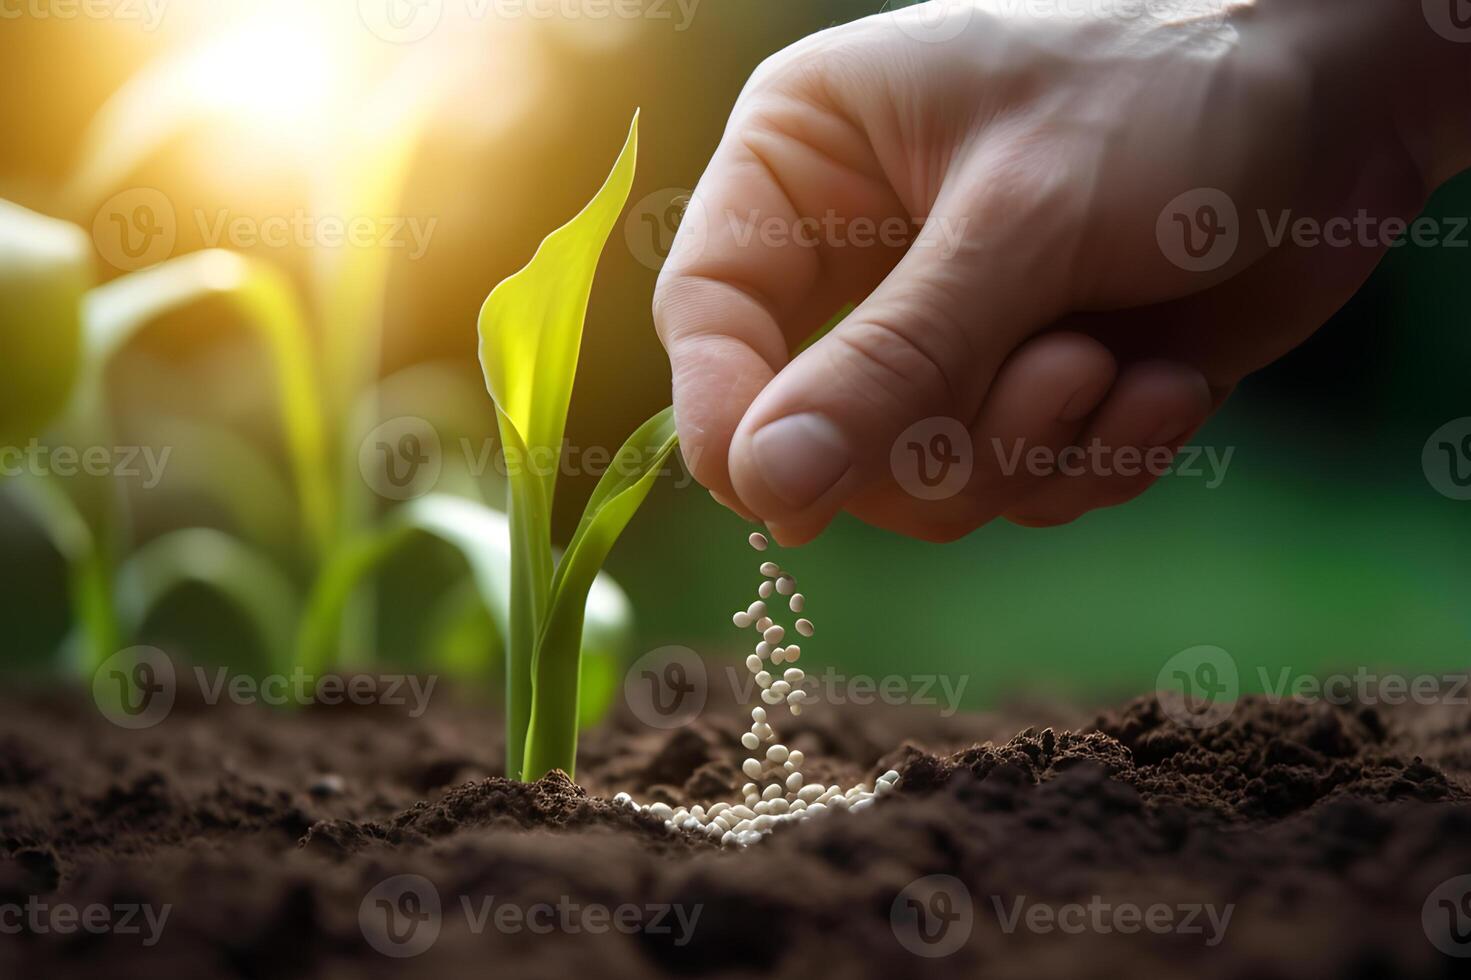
[751,413,850,510]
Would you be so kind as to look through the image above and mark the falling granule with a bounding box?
[621,533,896,847]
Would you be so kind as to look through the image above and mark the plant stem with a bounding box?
[500,413,554,781]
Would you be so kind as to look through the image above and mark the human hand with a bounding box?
[654,0,1467,543]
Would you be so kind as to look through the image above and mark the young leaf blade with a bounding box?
[522,406,678,780]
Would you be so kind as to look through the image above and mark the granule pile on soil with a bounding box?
[2,678,1470,978]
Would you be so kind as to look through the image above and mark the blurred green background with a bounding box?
[1,0,1467,711]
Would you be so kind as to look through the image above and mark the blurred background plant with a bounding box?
[1,0,1468,719]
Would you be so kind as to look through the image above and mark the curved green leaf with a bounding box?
[297,494,633,723]
[523,407,678,779]
[0,200,88,450]
[1,476,118,670]
[81,250,333,556]
[114,527,298,674]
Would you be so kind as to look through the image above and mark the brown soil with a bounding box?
[3,678,1471,978]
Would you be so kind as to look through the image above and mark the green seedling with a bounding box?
[478,111,678,780]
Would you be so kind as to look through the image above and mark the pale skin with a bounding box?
[653,0,1471,544]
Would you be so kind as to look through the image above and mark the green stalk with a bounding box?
[521,408,678,779]
[498,416,555,780]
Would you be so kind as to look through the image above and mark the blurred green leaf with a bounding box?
[299,493,632,725]
[81,250,333,556]
[0,201,88,450]
[114,527,298,673]
[2,476,117,670]
[136,415,298,559]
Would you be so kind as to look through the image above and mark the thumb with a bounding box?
[727,213,1050,535]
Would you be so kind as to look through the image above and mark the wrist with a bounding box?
[1242,0,1471,187]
